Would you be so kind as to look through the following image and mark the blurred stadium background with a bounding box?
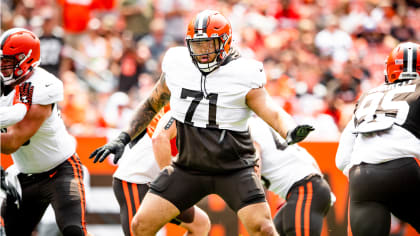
[1,0,420,235]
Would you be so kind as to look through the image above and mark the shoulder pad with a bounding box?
[28,68,64,105]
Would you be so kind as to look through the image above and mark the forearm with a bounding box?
[270,107,297,139]
[1,132,20,154]
[152,135,173,169]
[151,112,177,169]
[125,99,161,139]
[0,104,27,128]
[123,73,170,140]
[246,87,297,139]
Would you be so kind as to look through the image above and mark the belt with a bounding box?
[19,153,77,180]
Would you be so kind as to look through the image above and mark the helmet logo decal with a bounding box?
[395,59,403,65]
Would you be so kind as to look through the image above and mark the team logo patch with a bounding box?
[395,59,403,65]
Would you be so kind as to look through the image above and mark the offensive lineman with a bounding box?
[89,10,314,236]
[336,42,420,236]
[0,28,87,236]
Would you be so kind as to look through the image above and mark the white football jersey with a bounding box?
[337,80,420,176]
[337,119,420,175]
[162,47,266,132]
[0,67,76,174]
[249,117,321,199]
[113,134,161,184]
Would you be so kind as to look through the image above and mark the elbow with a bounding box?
[335,156,348,172]
[1,138,22,154]
[2,146,19,155]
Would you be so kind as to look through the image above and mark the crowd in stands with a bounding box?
[2,0,419,140]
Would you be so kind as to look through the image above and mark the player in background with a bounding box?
[336,42,420,236]
[153,113,333,236]
[248,117,333,236]
[112,105,210,236]
[89,10,314,236]
[0,28,87,236]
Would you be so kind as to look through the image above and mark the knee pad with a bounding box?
[62,225,84,236]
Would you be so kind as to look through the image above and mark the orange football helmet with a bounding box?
[186,10,232,74]
[0,28,40,86]
[385,42,420,83]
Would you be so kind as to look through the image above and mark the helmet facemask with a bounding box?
[185,10,232,74]
[187,37,225,74]
[0,51,36,86]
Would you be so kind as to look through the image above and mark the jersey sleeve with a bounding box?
[161,47,183,75]
[0,103,27,128]
[237,59,267,95]
[31,76,64,105]
[249,61,267,89]
[335,118,356,176]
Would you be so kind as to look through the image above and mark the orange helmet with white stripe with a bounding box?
[186,10,232,74]
[0,28,40,86]
[385,42,420,83]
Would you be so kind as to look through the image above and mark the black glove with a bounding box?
[286,125,315,145]
[1,167,22,207]
[89,132,131,164]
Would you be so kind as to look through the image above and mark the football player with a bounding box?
[89,10,314,236]
[249,117,333,236]
[0,28,87,236]
[154,113,333,236]
[336,42,420,236]
[112,105,210,236]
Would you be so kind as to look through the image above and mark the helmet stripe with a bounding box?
[412,46,417,73]
[194,11,209,34]
[407,46,414,73]
[403,47,408,72]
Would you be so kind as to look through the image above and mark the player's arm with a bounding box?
[246,87,314,144]
[0,82,34,128]
[253,141,262,178]
[90,73,171,164]
[335,118,356,177]
[125,73,171,139]
[0,104,28,128]
[152,112,177,169]
[1,104,52,154]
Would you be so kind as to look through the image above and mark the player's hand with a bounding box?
[89,132,131,164]
[0,167,22,208]
[19,82,34,110]
[286,125,315,145]
[13,82,34,111]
